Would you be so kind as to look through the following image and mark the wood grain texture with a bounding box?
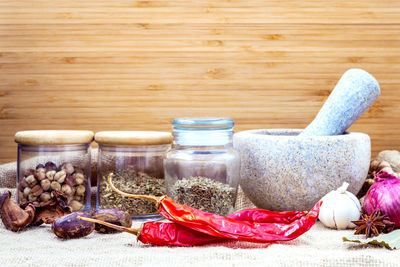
[0,0,399,163]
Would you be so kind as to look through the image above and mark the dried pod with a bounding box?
[40,179,51,191]
[46,170,56,181]
[75,185,86,196]
[61,163,75,175]
[45,161,57,171]
[0,191,35,231]
[31,184,43,197]
[25,175,37,187]
[51,181,61,191]
[92,209,132,234]
[52,212,94,239]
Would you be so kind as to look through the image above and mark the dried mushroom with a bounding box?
[0,191,35,232]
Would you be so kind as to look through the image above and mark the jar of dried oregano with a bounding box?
[95,131,172,220]
[165,118,240,216]
[15,130,94,212]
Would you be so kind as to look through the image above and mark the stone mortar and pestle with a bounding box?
[233,69,380,211]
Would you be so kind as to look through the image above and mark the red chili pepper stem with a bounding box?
[108,173,162,207]
[77,216,142,237]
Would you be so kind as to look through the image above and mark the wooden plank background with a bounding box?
[0,0,399,164]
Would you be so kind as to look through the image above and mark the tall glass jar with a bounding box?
[95,131,172,220]
[15,130,93,211]
[165,118,240,215]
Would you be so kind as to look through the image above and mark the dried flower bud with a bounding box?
[31,185,44,197]
[25,175,37,187]
[0,191,35,232]
[51,181,61,191]
[23,187,31,197]
[40,179,51,191]
[75,185,86,196]
[46,170,56,181]
[54,170,66,183]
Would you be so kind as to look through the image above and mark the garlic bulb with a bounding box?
[318,182,361,230]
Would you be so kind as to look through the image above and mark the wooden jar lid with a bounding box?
[15,130,94,145]
[95,131,173,146]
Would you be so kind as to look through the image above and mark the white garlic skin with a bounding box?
[318,182,361,230]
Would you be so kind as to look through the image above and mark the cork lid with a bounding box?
[15,130,94,145]
[95,131,172,146]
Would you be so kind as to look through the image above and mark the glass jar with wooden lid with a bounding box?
[95,131,172,220]
[14,130,94,211]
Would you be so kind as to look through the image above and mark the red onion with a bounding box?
[363,171,400,228]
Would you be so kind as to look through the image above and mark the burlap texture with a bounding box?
[1,162,399,266]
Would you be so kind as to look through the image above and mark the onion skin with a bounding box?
[363,171,400,228]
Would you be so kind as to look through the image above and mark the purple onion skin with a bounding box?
[363,171,400,228]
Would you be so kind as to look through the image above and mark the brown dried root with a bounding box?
[0,191,35,232]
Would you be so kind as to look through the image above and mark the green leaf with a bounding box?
[343,229,400,249]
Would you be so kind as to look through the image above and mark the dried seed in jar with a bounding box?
[20,179,28,189]
[25,175,37,187]
[23,187,31,197]
[18,191,24,201]
[46,170,56,181]
[40,192,51,202]
[28,194,37,202]
[51,181,61,191]
[24,169,35,177]
[54,170,66,184]
[73,173,85,185]
[74,195,83,202]
[70,200,84,211]
[61,163,75,175]
[35,168,46,181]
[40,179,51,191]
[61,184,73,195]
[31,185,43,197]
[75,185,86,196]
[45,162,57,171]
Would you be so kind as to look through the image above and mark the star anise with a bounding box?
[352,210,395,238]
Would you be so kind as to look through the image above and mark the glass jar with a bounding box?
[15,130,94,211]
[165,118,240,215]
[95,131,172,220]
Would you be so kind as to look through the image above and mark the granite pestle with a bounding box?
[301,69,380,136]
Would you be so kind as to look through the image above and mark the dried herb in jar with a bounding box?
[170,176,235,215]
[99,169,165,216]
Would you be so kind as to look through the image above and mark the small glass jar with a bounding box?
[165,118,240,215]
[15,130,94,211]
[95,131,172,220]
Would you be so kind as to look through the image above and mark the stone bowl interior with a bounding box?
[233,129,370,211]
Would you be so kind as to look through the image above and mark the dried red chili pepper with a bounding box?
[78,217,221,247]
[108,174,321,243]
[229,209,306,224]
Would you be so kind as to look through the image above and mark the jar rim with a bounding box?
[15,130,94,145]
[172,118,234,130]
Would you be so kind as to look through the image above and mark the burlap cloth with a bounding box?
[1,158,399,266]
